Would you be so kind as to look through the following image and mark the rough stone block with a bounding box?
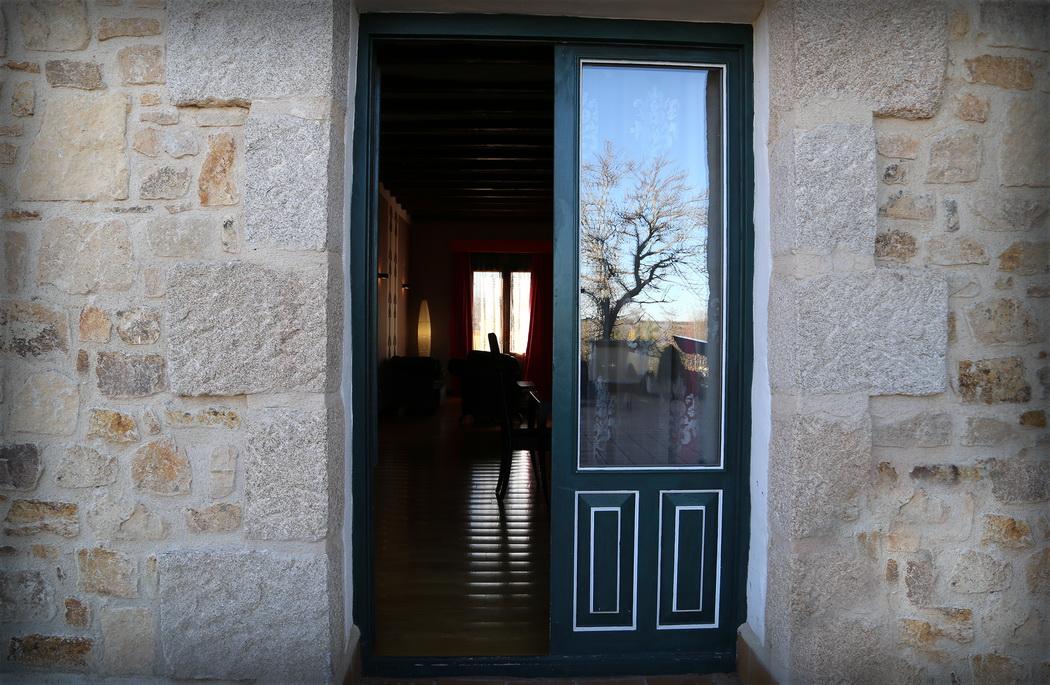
[777,123,876,256]
[20,0,90,51]
[985,449,1049,503]
[140,165,190,200]
[879,190,936,220]
[0,443,42,490]
[245,407,328,540]
[948,550,1011,594]
[163,129,199,158]
[3,499,79,537]
[79,306,112,343]
[7,634,92,670]
[55,445,117,489]
[37,218,134,294]
[972,194,1048,232]
[926,129,981,183]
[146,215,213,257]
[99,17,161,41]
[0,301,68,359]
[8,370,79,435]
[1028,548,1050,595]
[19,92,128,201]
[88,496,169,541]
[198,132,237,205]
[0,570,53,622]
[771,269,947,395]
[981,514,1033,550]
[117,44,165,85]
[86,408,139,445]
[793,0,947,118]
[64,598,89,628]
[166,0,336,104]
[979,1,1050,50]
[114,307,162,345]
[77,547,137,598]
[101,607,154,675]
[965,54,1035,90]
[166,262,327,395]
[965,297,1044,345]
[925,236,988,266]
[1001,97,1050,187]
[876,133,919,159]
[157,550,331,681]
[186,503,241,533]
[874,229,916,263]
[244,111,330,250]
[96,351,167,398]
[770,411,871,539]
[958,357,1030,404]
[872,412,951,448]
[131,439,191,496]
[45,59,103,90]
[998,240,1048,275]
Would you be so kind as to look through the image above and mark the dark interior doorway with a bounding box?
[371,40,555,658]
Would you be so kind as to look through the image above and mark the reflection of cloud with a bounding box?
[581,90,599,160]
[630,87,680,153]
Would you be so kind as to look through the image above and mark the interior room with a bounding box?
[371,40,555,657]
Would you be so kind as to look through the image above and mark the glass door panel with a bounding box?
[551,45,743,659]
[578,62,723,470]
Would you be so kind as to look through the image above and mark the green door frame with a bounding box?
[349,13,754,677]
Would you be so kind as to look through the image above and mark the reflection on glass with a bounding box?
[472,271,503,351]
[509,271,532,355]
[578,63,722,468]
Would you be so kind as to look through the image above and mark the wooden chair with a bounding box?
[487,333,550,506]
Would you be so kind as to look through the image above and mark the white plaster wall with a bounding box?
[746,4,772,643]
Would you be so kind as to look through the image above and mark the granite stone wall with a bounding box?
[761,0,1048,682]
[0,0,352,681]
[0,0,1045,683]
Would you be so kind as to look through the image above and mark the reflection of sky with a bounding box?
[581,64,712,326]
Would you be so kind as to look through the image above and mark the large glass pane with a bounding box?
[509,271,532,355]
[578,62,723,468]
[472,271,504,351]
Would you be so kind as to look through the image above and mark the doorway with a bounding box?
[350,15,753,677]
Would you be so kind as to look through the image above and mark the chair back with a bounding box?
[488,332,501,354]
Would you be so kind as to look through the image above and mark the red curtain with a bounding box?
[448,251,472,394]
[522,252,553,399]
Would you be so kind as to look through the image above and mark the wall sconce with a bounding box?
[417,299,432,358]
[400,282,412,292]
[377,272,389,280]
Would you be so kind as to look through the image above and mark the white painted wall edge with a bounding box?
[746,4,772,644]
[342,0,363,661]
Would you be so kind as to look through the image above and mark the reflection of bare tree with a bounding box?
[580,142,708,340]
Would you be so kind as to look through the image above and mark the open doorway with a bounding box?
[371,40,554,658]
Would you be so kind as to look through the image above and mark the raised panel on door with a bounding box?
[573,491,638,631]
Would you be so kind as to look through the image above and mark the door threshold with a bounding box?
[365,651,735,678]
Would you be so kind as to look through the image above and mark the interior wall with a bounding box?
[405,221,552,366]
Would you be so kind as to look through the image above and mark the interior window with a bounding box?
[471,271,504,351]
[471,269,532,354]
[509,271,532,354]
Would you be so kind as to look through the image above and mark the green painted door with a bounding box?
[550,45,749,658]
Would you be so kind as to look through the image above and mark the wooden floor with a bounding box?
[374,399,550,657]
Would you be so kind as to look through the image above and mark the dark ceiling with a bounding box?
[377,40,554,223]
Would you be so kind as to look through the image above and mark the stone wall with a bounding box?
[761,0,1048,682]
[0,0,352,681]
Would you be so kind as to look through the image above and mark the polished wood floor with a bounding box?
[374,399,550,657]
